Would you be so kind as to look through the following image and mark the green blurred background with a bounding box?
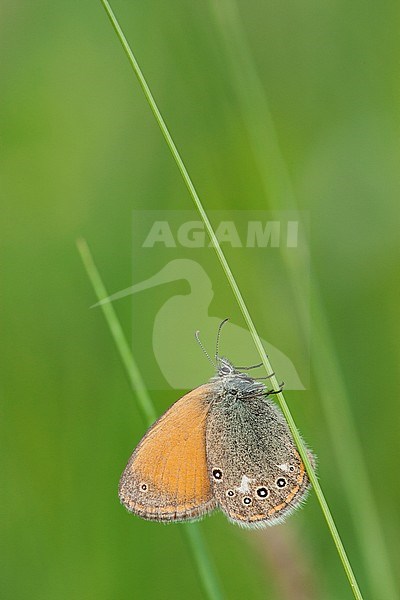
[1,1,399,599]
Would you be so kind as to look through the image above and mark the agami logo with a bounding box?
[142,220,299,248]
[93,210,309,390]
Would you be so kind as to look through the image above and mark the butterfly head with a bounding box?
[215,356,266,400]
[216,356,237,377]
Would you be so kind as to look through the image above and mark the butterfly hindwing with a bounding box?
[206,395,313,527]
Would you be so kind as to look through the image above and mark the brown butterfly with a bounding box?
[119,320,314,527]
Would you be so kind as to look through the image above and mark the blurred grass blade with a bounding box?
[207,1,397,598]
[98,2,364,598]
[77,238,224,600]
[77,238,156,426]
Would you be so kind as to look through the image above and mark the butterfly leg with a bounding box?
[265,381,285,395]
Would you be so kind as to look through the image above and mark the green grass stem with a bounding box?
[77,238,224,600]
[77,238,156,426]
[98,2,364,598]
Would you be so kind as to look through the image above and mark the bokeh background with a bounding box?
[1,1,399,599]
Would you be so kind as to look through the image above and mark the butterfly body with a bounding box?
[119,352,314,528]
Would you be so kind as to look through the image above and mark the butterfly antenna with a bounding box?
[195,330,216,368]
[215,317,229,362]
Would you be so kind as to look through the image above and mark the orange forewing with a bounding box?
[118,384,216,521]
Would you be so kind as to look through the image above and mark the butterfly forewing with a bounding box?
[119,384,216,522]
[205,395,313,527]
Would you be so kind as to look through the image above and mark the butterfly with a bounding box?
[119,320,314,527]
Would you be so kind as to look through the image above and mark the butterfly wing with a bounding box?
[206,395,314,527]
[119,384,216,522]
